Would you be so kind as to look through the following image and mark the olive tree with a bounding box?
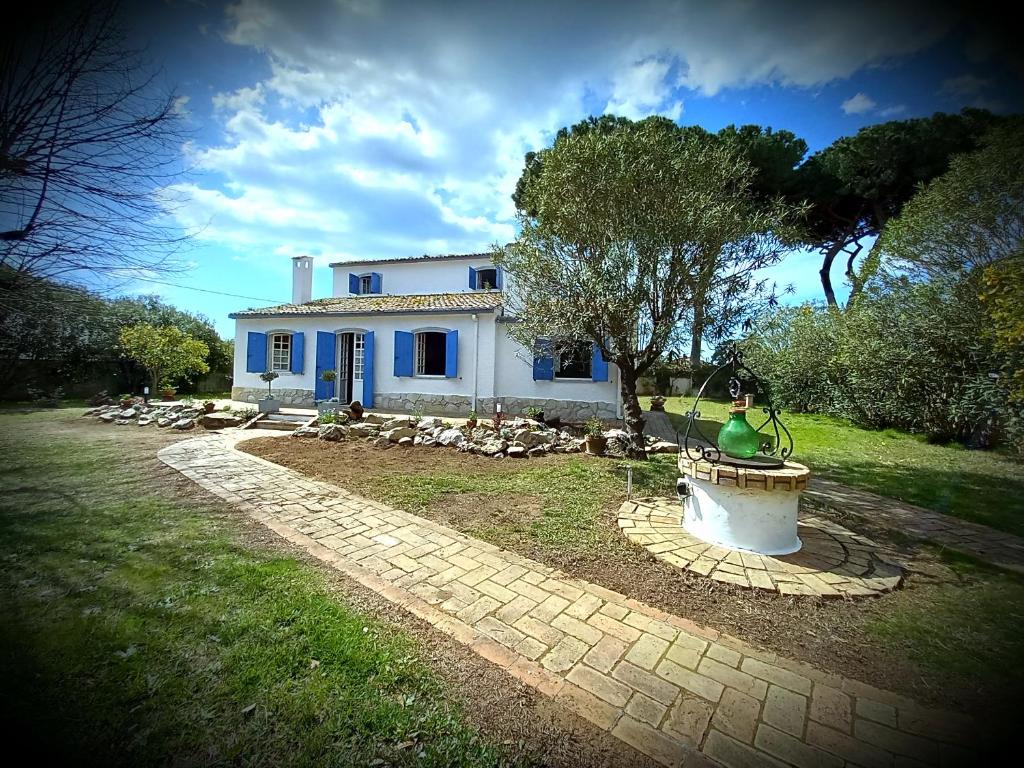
[119,323,208,393]
[497,116,796,458]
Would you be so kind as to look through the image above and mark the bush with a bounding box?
[743,275,1023,450]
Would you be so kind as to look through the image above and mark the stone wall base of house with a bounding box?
[374,392,617,421]
[232,387,315,407]
[231,387,618,421]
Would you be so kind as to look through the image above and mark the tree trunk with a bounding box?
[689,299,705,368]
[619,365,648,460]
[819,242,843,308]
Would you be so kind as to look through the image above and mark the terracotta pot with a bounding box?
[466,418,478,429]
[159,388,176,401]
[203,402,216,413]
[585,435,608,455]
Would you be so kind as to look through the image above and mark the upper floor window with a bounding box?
[469,265,501,290]
[270,332,292,372]
[415,331,447,376]
[349,272,382,294]
[556,342,591,379]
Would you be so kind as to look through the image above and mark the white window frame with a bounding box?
[359,274,373,294]
[269,332,292,372]
[414,329,447,377]
[555,341,591,381]
[352,332,365,381]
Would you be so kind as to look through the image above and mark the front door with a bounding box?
[335,332,365,405]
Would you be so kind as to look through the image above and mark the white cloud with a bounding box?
[841,92,877,114]
[170,0,957,264]
[879,104,907,117]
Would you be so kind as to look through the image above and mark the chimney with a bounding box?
[291,255,313,304]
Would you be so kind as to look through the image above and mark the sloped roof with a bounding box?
[328,252,495,267]
[229,291,504,319]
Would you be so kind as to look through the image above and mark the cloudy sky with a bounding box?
[119,0,1021,335]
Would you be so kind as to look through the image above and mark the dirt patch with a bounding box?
[239,435,1021,723]
[31,412,655,768]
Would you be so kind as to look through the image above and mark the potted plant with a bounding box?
[258,371,281,413]
[649,395,667,411]
[584,417,607,455]
[525,405,544,422]
[202,400,216,414]
[465,410,478,429]
[158,382,177,401]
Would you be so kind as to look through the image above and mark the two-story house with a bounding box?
[229,254,620,420]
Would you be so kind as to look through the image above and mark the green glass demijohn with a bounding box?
[717,406,760,459]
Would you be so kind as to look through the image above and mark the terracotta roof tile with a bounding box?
[229,291,504,318]
[328,251,495,267]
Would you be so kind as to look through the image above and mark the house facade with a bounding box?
[230,254,620,420]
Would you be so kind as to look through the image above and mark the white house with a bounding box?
[230,254,621,420]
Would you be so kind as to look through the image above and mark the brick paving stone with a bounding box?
[541,635,590,673]
[809,685,853,734]
[567,664,633,706]
[711,688,761,744]
[763,685,808,737]
[159,434,975,768]
[582,635,628,673]
[625,633,671,670]
[625,692,668,727]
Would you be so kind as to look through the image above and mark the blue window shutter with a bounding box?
[349,273,359,294]
[494,267,503,290]
[532,339,553,381]
[315,331,336,400]
[370,272,383,294]
[246,332,267,373]
[445,329,458,377]
[394,330,414,376]
[363,331,375,407]
[290,332,305,374]
[591,343,608,382]
[468,266,477,289]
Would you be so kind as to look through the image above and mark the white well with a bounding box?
[677,455,810,556]
[683,477,801,555]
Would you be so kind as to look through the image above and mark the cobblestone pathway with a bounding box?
[160,433,975,768]
[805,478,1024,573]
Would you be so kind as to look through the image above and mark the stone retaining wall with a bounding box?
[231,386,618,421]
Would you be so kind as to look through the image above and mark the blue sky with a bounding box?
[116,0,1023,336]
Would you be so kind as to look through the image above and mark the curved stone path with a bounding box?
[618,499,903,597]
[160,432,974,768]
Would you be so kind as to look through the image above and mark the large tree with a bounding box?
[498,116,796,458]
[119,324,209,394]
[794,109,1000,307]
[0,0,187,288]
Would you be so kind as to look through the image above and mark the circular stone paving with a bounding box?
[618,497,903,598]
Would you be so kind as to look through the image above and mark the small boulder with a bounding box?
[381,417,412,430]
[200,413,243,430]
[364,413,387,425]
[420,436,437,447]
[318,423,348,442]
[648,440,679,454]
[291,426,319,438]
[117,409,136,419]
[384,426,418,443]
[348,424,377,438]
[172,417,195,430]
[398,436,414,447]
[527,446,547,457]
[114,418,132,426]
[98,412,116,423]
[416,416,442,430]
[137,417,153,427]
[372,436,391,448]
[436,428,465,447]
[156,417,173,428]
[479,438,507,456]
[512,429,553,449]
[507,445,527,458]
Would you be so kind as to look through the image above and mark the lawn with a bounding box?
[0,411,524,767]
[643,396,1024,536]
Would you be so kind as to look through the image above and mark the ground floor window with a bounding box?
[556,342,591,379]
[270,332,292,371]
[415,331,446,376]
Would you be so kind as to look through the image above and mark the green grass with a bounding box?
[861,550,1024,695]
[0,411,520,767]
[340,454,678,558]
[646,396,1024,536]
